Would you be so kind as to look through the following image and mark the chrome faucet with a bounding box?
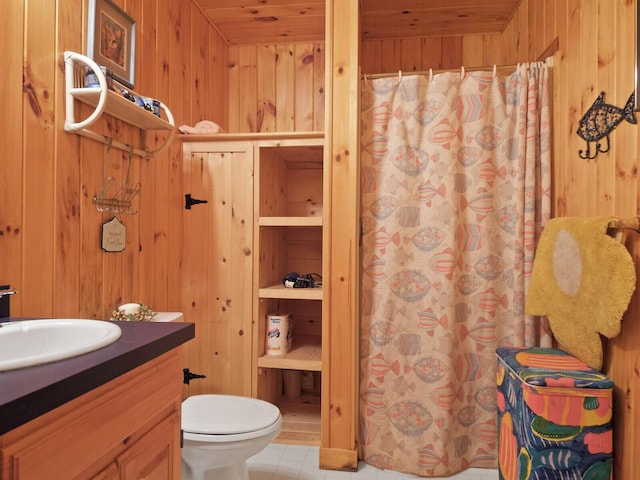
[0,288,16,320]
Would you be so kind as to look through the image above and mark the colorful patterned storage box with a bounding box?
[496,347,613,480]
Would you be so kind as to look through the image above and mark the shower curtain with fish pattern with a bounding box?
[359,63,551,476]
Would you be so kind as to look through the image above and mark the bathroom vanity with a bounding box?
[0,319,194,480]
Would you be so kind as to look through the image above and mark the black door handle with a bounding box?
[185,194,208,210]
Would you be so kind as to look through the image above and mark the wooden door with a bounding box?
[181,142,254,397]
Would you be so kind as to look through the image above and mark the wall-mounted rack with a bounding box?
[93,144,142,216]
[607,216,640,243]
[63,51,175,158]
[607,217,640,231]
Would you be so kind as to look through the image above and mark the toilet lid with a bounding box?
[182,394,281,435]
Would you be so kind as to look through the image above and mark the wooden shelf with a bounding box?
[180,131,324,143]
[273,392,321,445]
[258,335,321,371]
[250,133,324,448]
[259,284,323,300]
[259,216,323,227]
[64,51,175,158]
[69,88,174,130]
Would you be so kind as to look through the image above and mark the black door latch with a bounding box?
[185,194,208,209]
[183,368,206,384]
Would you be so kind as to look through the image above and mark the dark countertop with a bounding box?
[0,318,195,435]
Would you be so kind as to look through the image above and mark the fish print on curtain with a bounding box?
[359,64,551,477]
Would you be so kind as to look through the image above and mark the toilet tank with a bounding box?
[152,312,184,323]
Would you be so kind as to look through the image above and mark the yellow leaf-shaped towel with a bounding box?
[526,216,636,370]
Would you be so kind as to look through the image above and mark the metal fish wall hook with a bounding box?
[577,91,637,160]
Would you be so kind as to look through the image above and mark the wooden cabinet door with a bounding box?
[89,463,119,480]
[118,412,180,480]
[181,142,254,397]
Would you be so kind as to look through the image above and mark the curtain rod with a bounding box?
[361,63,521,81]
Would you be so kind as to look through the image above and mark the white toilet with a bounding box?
[181,394,282,480]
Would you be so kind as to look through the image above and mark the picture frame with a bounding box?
[87,0,136,89]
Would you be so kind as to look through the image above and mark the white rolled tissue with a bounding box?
[266,314,292,355]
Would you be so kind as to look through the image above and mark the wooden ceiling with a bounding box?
[197,0,521,45]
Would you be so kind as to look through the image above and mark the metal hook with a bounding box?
[94,177,115,211]
[122,182,141,215]
[94,139,116,212]
[578,136,611,160]
[598,136,611,154]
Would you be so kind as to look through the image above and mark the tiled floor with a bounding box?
[248,443,498,480]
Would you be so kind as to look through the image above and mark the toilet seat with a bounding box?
[182,394,281,443]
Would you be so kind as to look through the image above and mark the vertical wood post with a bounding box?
[321,0,360,471]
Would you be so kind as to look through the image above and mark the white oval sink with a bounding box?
[0,319,122,372]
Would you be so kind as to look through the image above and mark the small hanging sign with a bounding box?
[102,217,126,252]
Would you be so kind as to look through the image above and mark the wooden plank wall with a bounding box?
[361,27,529,74]
[1,0,228,319]
[361,1,639,478]
[501,3,639,478]
[361,37,465,73]
[228,43,325,132]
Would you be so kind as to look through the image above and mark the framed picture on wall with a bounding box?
[87,0,136,89]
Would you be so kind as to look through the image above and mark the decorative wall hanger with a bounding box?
[577,91,637,160]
